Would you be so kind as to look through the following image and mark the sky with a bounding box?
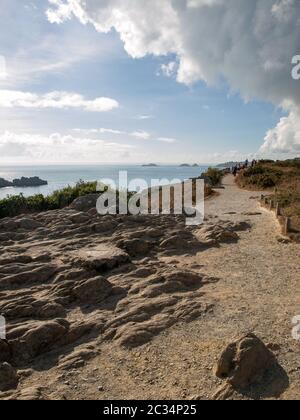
[0,0,299,164]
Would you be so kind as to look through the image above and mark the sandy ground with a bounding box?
[2,175,300,400]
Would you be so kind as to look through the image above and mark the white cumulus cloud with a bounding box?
[0,90,119,112]
[46,0,300,155]
[260,108,300,154]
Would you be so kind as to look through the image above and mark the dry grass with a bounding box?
[237,159,300,232]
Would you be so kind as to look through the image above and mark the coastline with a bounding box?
[0,164,210,200]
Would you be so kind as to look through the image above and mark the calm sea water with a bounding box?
[0,165,209,199]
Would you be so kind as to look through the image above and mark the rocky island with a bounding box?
[0,177,48,189]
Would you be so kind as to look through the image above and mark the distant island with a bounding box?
[142,164,158,167]
[179,163,199,167]
[0,176,48,189]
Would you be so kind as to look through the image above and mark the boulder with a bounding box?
[0,362,19,391]
[215,333,276,388]
[69,194,100,212]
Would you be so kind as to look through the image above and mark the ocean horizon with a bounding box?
[0,164,210,199]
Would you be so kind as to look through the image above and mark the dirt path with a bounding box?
[60,175,299,400]
[155,174,300,399]
[103,174,300,400]
[7,175,300,400]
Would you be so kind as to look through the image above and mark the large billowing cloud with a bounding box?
[47,0,300,155]
[260,109,300,154]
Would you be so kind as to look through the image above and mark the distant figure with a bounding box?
[233,166,238,177]
[245,159,249,168]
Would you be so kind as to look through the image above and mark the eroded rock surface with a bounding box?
[0,199,250,399]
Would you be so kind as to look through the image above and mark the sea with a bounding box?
[0,164,210,200]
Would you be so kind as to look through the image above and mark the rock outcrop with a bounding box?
[0,194,251,399]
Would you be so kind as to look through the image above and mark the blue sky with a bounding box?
[0,0,298,164]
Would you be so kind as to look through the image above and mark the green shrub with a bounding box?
[0,181,98,219]
[202,167,223,186]
[0,180,137,219]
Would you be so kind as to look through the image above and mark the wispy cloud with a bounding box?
[130,130,151,140]
[0,131,135,163]
[0,90,119,112]
[73,128,178,145]
[157,137,177,144]
[73,128,125,135]
[137,115,154,120]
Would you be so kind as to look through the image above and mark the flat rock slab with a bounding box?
[74,245,130,271]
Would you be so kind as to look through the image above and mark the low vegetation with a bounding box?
[202,167,224,186]
[0,177,213,220]
[237,158,300,231]
[0,181,98,219]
